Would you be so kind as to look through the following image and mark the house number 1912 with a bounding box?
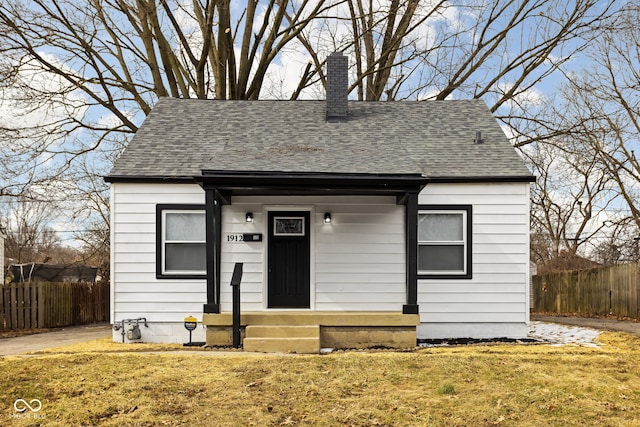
[226,234,244,242]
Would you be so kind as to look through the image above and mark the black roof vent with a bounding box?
[474,131,485,144]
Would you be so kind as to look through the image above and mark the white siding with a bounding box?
[111,187,406,342]
[111,183,206,327]
[417,182,530,339]
[219,196,406,312]
[110,181,531,342]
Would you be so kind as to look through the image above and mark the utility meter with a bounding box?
[127,324,141,340]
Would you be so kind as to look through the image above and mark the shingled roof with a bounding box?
[107,97,533,182]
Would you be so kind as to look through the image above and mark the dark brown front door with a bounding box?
[267,211,310,308]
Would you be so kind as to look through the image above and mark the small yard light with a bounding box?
[246,212,253,223]
[324,213,332,224]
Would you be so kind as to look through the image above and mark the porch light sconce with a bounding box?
[324,213,332,224]
[245,212,253,223]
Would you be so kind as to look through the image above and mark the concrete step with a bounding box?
[245,324,320,339]
[243,337,320,354]
[243,324,321,353]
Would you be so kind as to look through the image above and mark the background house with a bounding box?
[106,53,534,350]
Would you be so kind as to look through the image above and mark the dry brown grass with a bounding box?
[2,332,640,426]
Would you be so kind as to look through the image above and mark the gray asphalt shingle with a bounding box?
[108,98,533,180]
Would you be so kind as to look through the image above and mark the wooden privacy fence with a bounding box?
[1,281,110,330]
[532,263,640,318]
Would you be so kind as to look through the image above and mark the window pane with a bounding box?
[166,212,205,241]
[418,245,464,272]
[165,243,206,272]
[418,213,463,241]
[274,217,304,236]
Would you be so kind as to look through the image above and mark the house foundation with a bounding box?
[202,311,419,353]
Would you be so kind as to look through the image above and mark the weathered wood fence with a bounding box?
[0,281,110,330]
[532,263,640,318]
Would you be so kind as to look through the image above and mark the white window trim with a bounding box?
[418,209,468,276]
[160,208,206,276]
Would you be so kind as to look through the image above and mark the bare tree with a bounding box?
[0,196,66,264]
[590,218,640,265]
[525,3,640,268]
[291,0,617,109]
[560,4,640,229]
[524,129,624,269]
[0,1,618,172]
[68,154,112,279]
[0,0,623,264]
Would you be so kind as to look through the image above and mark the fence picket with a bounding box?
[10,285,17,329]
[0,287,5,329]
[19,284,26,328]
[30,284,37,328]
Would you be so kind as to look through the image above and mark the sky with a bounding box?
[0,0,629,251]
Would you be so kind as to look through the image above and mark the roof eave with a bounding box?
[104,175,196,183]
[426,175,536,183]
[104,173,536,185]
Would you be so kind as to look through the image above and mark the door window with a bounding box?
[273,216,305,236]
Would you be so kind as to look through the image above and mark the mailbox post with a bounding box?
[230,263,243,348]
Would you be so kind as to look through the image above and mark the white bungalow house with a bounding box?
[106,53,535,352]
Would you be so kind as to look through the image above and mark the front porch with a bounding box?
[203,311,420,354]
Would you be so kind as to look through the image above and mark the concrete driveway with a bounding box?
[0,323,111,357]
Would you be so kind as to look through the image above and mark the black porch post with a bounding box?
[403,191,419,314]
[203,188,221,313]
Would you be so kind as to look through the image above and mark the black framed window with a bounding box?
[156,204,206,279]
[418,205,472,279]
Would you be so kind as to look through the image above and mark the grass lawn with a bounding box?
[2,332,640,426]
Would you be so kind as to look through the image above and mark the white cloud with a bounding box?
[494,81,546,111]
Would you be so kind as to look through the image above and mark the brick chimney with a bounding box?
[326,52,348,122]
